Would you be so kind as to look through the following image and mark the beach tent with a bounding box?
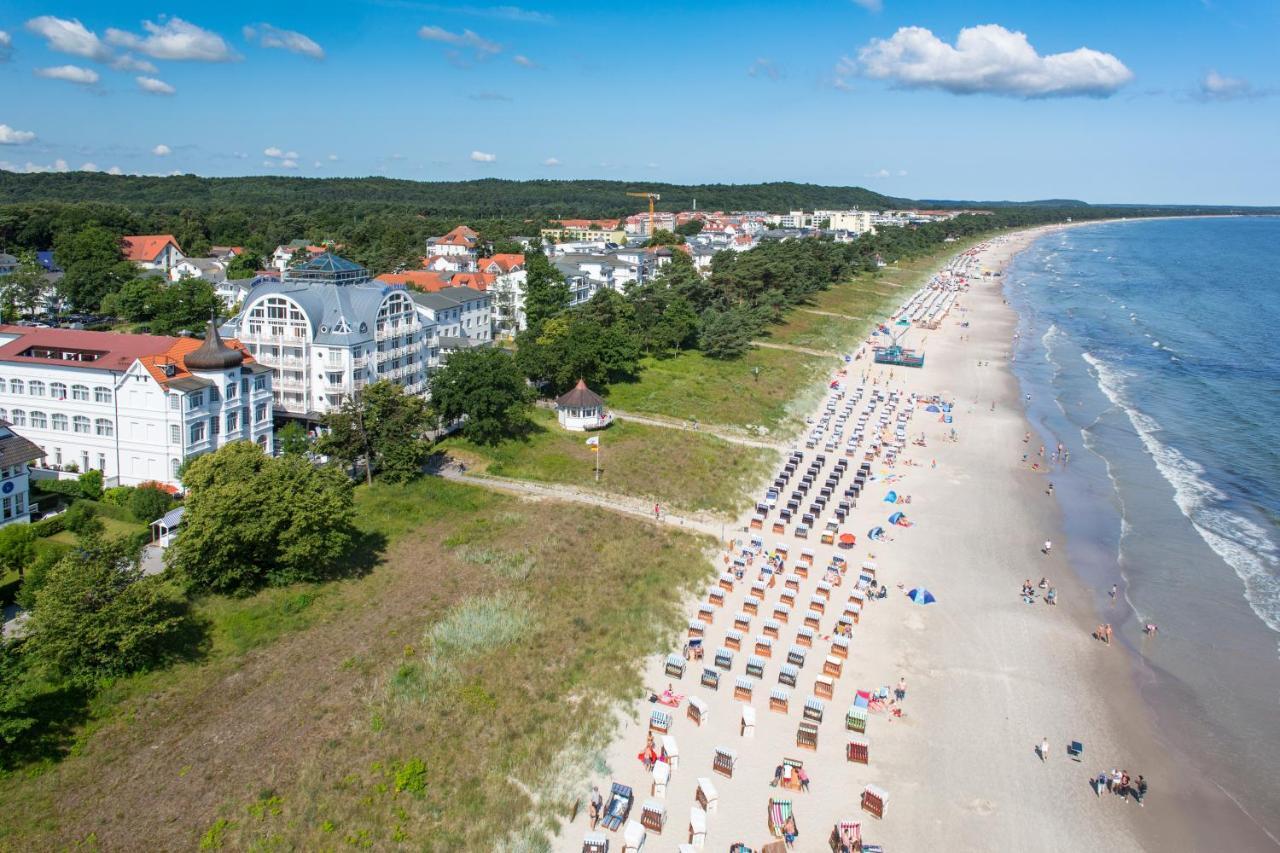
[907,588,936,605]
[896,319,911,327]
[884,491,898,504]
[868,527,885,541]
[925,405,941,413]
[889,512,913,527]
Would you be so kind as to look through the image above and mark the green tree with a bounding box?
[128,484,173,524]
[316,381,431,484]
[166,442,356,593]
[108,277,165,322]
[0,250,48,318]
[52,226,137,311]
[429,348,533,445]
[0,640,39,755]
[225,250,262,280]
[78,469,103,500]
[277,421,311,456]
[674,220,704,237]
[149,278,221,335]
[658,295,700,353]
[645,228,684,247]
[0,524,36,580]
[700,307,758,359]
[25,537,189,682]
[522,250,570,328]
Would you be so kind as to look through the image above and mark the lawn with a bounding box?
[0,477,715,852]
[437,408,775,516]
[46,514,146,547]
[604,346,832,435]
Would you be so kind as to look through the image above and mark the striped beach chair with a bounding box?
[733,610,751,631]
[665,653,686,678]
[803,696,825,722]
[650,709,672,734]
[769,687,790,713]
[831,635,850,660]
[734,676,753,701]
[745,655,767,678]
[687,696,709,726]
[778,663,799,687]
[725,630,743,651]
[740,704,756,738]
[712,747,737,778]
[774,602,792,623]
[714,647,734,670]
[754,635,773,658]
[786,645,807,667]
[797,627,816,648]
[763,618,782,639]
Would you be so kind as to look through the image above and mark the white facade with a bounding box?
[0,421,41,527]
[489,269,528,332]
[827,210,876,235]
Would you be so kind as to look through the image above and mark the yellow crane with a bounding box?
[626,191,661,235]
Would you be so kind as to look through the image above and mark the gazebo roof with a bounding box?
[556,379,604,409]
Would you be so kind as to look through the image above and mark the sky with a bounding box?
[0,1,1277,205]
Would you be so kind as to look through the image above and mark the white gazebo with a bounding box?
[555,379,613,431]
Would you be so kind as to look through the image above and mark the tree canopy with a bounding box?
[316,380,432,483]
[429,347,534,445]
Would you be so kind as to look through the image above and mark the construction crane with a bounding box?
[626,191,661,236]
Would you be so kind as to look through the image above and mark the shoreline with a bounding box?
[549,224,1222,852]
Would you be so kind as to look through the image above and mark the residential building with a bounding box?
[427,225,480,258]
[0,420,44,526]
[122,234,185,274]
[480,255,527,332]
[170,256,228,283]
[541,219,626,244]
[0,323,273,488]
[827,210,876,235]
[226,253,428,418]
[411,286,492,350]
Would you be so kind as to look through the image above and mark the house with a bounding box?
[541,219,626,244]
[427,225,480,258]
[0,322,274,487]
[480,254,528,332]
[411,286,492,348]
[170,257,228,284]
[0,419,45,526]
[208,246,245,262]
[555,379,612,431]
[122,235,185,273]
[422,254,473,273]
[225,253,428,418]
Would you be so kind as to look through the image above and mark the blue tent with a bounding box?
[907,588,936,605]
[925,405,941,412]
[888,511,905,525]
[868,526,885,541]
[884,490,898,503]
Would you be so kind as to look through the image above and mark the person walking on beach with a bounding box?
[1043,539,1052,555]
[1103,624,1113,645]
[1134,775,1148,807]
[653,503,661,520]
[588,786,603,829]
[1109,584,1118,602]
[895,677,907,702]
[1038,737,1050,762]
[1095,771,1109,797]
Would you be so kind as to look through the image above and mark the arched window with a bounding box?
[10,409,25,426]
[50,382,67,400]
[170,458,180,478]
[95,418,113,437]
[9,379,23,395]
[94,386,112,403]
[72,416,91,434]
[28,411,45,429]
[71,385,90,401]
[28,381,45,397]
[0,408,7,422]
[51,414,68,431]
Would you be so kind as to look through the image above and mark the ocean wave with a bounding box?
[1082,352,1280,636]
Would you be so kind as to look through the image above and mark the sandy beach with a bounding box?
[552,226,1221,853]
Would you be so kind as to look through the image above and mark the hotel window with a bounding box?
[15,493,23,515]
[9,379,22,395]
[241,378,249,394]
[95,418,113,437]
[225,383,237,399]
[210,416,219,436]
[226,411,238,432]
[170,394,180,410]
[10,410,25,427]
[255,403,267,423]
[71,385,89,401]
[28,411,45,429]
[0,408,6,421]
[187,392,204,409]
[54,447,61,465]
[97,453,105,471]
[73,416,90,434]
[28,381,44,397]
[170,424,180,444]
[209,387,220,403]
[189,422,205,443]
[94,387,112,403]
[171,459,180,478]
[51,414,68,431]
[50,382,67,400]
[2,497,11,520]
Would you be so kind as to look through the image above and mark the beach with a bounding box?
[552,225,1260,853]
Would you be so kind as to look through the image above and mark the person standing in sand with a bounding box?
[895,677,907,702]
[1038,737,1050,762]
[1043,540,1052,555]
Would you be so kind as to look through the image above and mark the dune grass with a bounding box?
[0,477,714,852]
[438,407,775,516]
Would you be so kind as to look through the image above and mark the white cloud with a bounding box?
[543,157,561,167]
[897,169,908,176]
[0,124,37,145]
[107,165,123,175]
[470,150,496,163]
[852,0,883,11]
[136,76,176,95]
[1196,70,1267,101]
[25,15,111,61]
[35,65,100,85]
[106,16,236,62]
[79,162,98,171]
[264,146,284,158]
[867,168,890,178]
[280,159,299,169]
[748,58,780,80]
[512,54,538,68]
[853,24,1133,98]
[0,29,12,62]
[111,53,158,73]
[419,25,501,55]
[313,160,322,168]
[152,143,171,156]
[421,5,553,24]
[327,153,339,161]
[0,158,70,173]
[243,23,325,60]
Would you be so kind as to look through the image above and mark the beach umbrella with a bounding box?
[838,533,856,548]
[868,526,885,541]
[888,512,904,525]
[907,588,936,605]
[925,405,941,413]
[884,491,898,504]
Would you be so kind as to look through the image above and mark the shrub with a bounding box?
[29,515,65,538]
[129,484,173,524]
[393,758,428,795]
[62,502,102,538]
[102,486,134,507]
[426,591,534,657]
[78,469,103,501]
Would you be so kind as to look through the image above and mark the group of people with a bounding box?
[1095,768,1148,806]
[1094,623,1115,645]
[1021,577,1057,606]
[769,763,811,792]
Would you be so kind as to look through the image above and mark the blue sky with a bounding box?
[0,1,1277,204]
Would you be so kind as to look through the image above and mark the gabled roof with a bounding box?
[448,272,495,291]
[138,334,256,386]
[434,225,479,247]
[0,324,176,371]
[122,234,181,262]
[0,421,46,468]
[480,253,524,273]
[556,379,604,409]
[376,271,452,292]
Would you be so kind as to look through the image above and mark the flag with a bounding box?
[585,436,600,447]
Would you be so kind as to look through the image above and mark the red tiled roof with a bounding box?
[448,272,495,291]
[122,234,181,262]
[436,225,479,247]
[0,325,177,371]
[480,253,524,273]
[377,271,452,291]
[138,336,255,385]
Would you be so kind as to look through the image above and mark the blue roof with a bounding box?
[36,251,60,271]
[297,253,364,274]
[155,506,185,528]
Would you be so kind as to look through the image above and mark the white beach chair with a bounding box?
[696,776,719,812]
[661,734,679,771]
[623,819,647,851]
[651,759,670,798]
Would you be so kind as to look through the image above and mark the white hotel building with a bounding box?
[225,254,428,418]
[0,323,274,488]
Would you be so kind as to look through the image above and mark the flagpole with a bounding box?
[595,436,601,482]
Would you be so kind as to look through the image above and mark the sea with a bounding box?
[1003,216,1280,845]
